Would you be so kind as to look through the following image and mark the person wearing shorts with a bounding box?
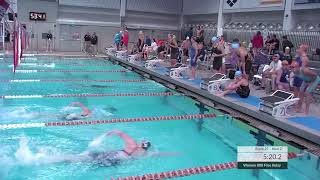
[293,61,320,114]
[189,37,198,80]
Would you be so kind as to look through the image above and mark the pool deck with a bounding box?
[10,51,320,154]
[106,55,320,153]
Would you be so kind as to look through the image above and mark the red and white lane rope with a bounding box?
[0,79,147,83]
[1,62,113,67]
[0,114,216,130]
[0,92,176,99]
[111,153,302,180]
[0,69,129,73]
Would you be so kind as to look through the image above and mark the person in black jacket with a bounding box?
[282,35,294,53]
[46,30,53,52]
[4,29,10,54]
[84,32,91,53]
[91,32,98,56]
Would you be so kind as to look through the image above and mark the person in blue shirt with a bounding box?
[114,31,122,51]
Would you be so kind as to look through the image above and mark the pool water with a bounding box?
[0,56,319,180]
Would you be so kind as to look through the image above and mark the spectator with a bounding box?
[293,61,320,114]
[185,27,193,40]
[281,47,293,64]
[181,37,191,64]
[265,35,272,46]
[189,36,198,80]
[233,39,252,79]
[223,42,238,73]
[252,31,264,57]
[4,29,10,54]
[218,71,250,98]
[260,53,282,91]
[91,32,98,55]
[168,33,179,66]
[282,35,294,52]
[198,41,206,62]
[265,35,272,54]
[271,34,280,51]
[145,35,152,46]
[276,60,291,91]
[157,40,166,59]
[211,36,225,73]
[84,32,91,53]
[219,35,225,47]
[312,48,320,60]
[196,25,204,43]
[121,26,129,50]
[313,48,320,56]
[114,31,122,51]
[137,31,145,59]
[46,30,53,52]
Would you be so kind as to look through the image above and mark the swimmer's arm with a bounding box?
[107,130,138,150]
[69,102,91,116]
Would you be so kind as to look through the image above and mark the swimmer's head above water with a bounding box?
[140,140,151,150]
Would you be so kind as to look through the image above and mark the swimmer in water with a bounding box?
[85,130,152,166]
[62,102,92,121]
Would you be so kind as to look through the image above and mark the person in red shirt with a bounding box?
[251,31,264,58]
[122,26,129,50]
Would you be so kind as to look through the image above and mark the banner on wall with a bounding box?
[225,0,283,8]
[294,0,320,4]
[261,0,283,5]
[0,0,9,20]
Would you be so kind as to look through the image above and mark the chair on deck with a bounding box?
[200,73,230,94]
[128,54,139,64]
[106,47,116,56]
[145,59,164,69]
[253,64,270,86]
[115,50,127,59]
[169,64,189,78]
[259,90,299,117]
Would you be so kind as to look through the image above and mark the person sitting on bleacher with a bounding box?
[217,71,250,98]
[276,60,291,91]
[260,53,282,91]
[281,47,293,65]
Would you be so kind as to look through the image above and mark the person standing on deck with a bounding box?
[91,32,98,56]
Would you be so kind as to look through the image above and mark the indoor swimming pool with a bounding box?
[0,56,319,180]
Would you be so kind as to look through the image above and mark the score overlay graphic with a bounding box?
[237,146,288,169]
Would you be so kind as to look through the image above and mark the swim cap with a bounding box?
[65,113,80,121]
[141,140,151,150]
[235,71,242,77]
[231,43,240,49]
[211,36,218,42]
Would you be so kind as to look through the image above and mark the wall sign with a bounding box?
[29,12,46,21]
[226,0,238,7]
